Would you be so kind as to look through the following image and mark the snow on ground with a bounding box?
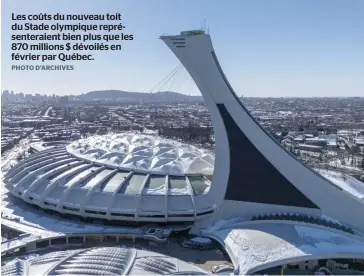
[328,158,363,172]
[1,233,42,251]
[317,169,364,200]
[43,107,52,117]
[208,222,364,275]
[1,138,30,172]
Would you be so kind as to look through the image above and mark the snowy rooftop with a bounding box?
[206,222,364,274]
[67,133,215,176]
[1,246,207,275]
[3,133,216,225]
[1,183,145,237]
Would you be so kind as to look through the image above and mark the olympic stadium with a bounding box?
[4,133,214,225]
[2,30,364,275]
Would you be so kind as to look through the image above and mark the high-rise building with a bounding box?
[59,95,69,105]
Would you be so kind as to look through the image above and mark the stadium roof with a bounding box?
[4,133,215,224]
[205,221,364,274]
[1,246,207,275]
[67,133,214,175]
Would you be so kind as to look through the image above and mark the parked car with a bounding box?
[211,264,234,274]
[178,236,213,250]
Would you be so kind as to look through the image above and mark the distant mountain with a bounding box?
[74,90,203,103]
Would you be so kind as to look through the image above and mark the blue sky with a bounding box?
[2,0,364,97]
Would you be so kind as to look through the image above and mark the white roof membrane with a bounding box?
[67,133,214,176]
[3,133,214,223]
[210,222,364,274]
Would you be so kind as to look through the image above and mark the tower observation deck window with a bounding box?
[180,30,205,36]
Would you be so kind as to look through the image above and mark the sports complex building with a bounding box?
[4,133,214,226]
[2,30,364,275]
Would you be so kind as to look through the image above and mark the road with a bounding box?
[44,107,52,117]
[112,111,144,128]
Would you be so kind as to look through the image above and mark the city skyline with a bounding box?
[2,0,364,97]
[3,89,364,99]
